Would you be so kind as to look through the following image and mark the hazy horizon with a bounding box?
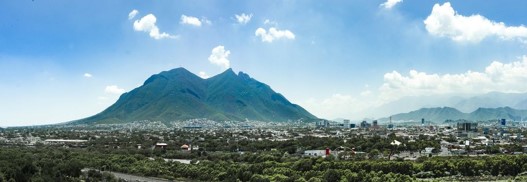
[2,0,527,127]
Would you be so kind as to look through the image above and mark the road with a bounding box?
[82,169,174,182]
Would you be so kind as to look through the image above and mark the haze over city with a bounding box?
[3,0,527,126]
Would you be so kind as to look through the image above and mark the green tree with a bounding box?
[323,169,340,182]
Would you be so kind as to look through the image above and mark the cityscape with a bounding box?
[3,0,527,181]
[2,117,527,181]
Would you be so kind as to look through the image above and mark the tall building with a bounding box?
[360,121,370,128]
[457,122,477,132]
[316,120,329,128]
[343,119,350,128]
[457,121,478,138]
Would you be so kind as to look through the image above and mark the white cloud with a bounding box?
[263,19,277,26]
[255,27,295,42]
[306,56,527,120]
[105,85,125,95]
[133,14,177,40]
[198,71,209,79]
[128,9,138,20]
[208,45,231,69]
[235,13,252,24]
[380,56,527,102]
[380,0,403,9]
[180,15,202,27]
[202,18,212,25]
[360,90,372,96]
[83,73,92,78]
[424,2,527,42]
[303,94,370,120]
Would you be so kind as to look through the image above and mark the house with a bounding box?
[181,144,190,151]
[155,143,168,149]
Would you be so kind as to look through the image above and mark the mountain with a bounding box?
[72,68,317,124]
[453,92,527,112]
[384,106,527,123]
[369,92,527,119]
[387,107,466,122]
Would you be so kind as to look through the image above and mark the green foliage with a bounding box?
[4,143,527,181]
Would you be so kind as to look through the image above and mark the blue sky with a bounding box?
[2,0,527,126]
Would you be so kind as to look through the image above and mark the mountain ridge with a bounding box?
[382,106,527,122]
[71,67,317,124]
[368,92,527,119]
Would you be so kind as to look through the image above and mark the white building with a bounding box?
[304,150,327,157]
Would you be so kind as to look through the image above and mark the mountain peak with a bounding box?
[223,68,235,75]
[172,67,190,72]
[143,67,199,86]
[160,67,195,76]
[209,68,237,80]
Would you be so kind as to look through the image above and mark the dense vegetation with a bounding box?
[2,146,527,182]
[3,127,527,181]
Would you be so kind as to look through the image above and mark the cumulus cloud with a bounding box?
[304,56,527,120]
[133,14,177,40]
[198,71,209,79]
[255,27,295,42]
[180,15,202,27]
[235,13,252,24]
[380,56,527,102]
[380,0,403,9]
[128,9,138,20]
[424,2,527,42]
[105,85,125,95]
[208,45,231,69]
[83,73,92,78]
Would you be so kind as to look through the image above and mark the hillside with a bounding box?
[71,68,317,124]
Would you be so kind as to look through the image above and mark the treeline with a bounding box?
[3,147,527,181]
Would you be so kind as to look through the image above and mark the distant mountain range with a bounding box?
[71,68,317,124]
[382,106,527,123]
[369,92,527,119]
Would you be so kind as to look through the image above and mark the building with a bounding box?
[360,121,371,128]
[316,120,329,128]
[343,120,351,128]
[457,122,478,132]
[155,143,168,149]
[303,150,327,157]
[44,139,87,145]
[44,139,88,148]
[457,122,478,138]
[304,148,331,157]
